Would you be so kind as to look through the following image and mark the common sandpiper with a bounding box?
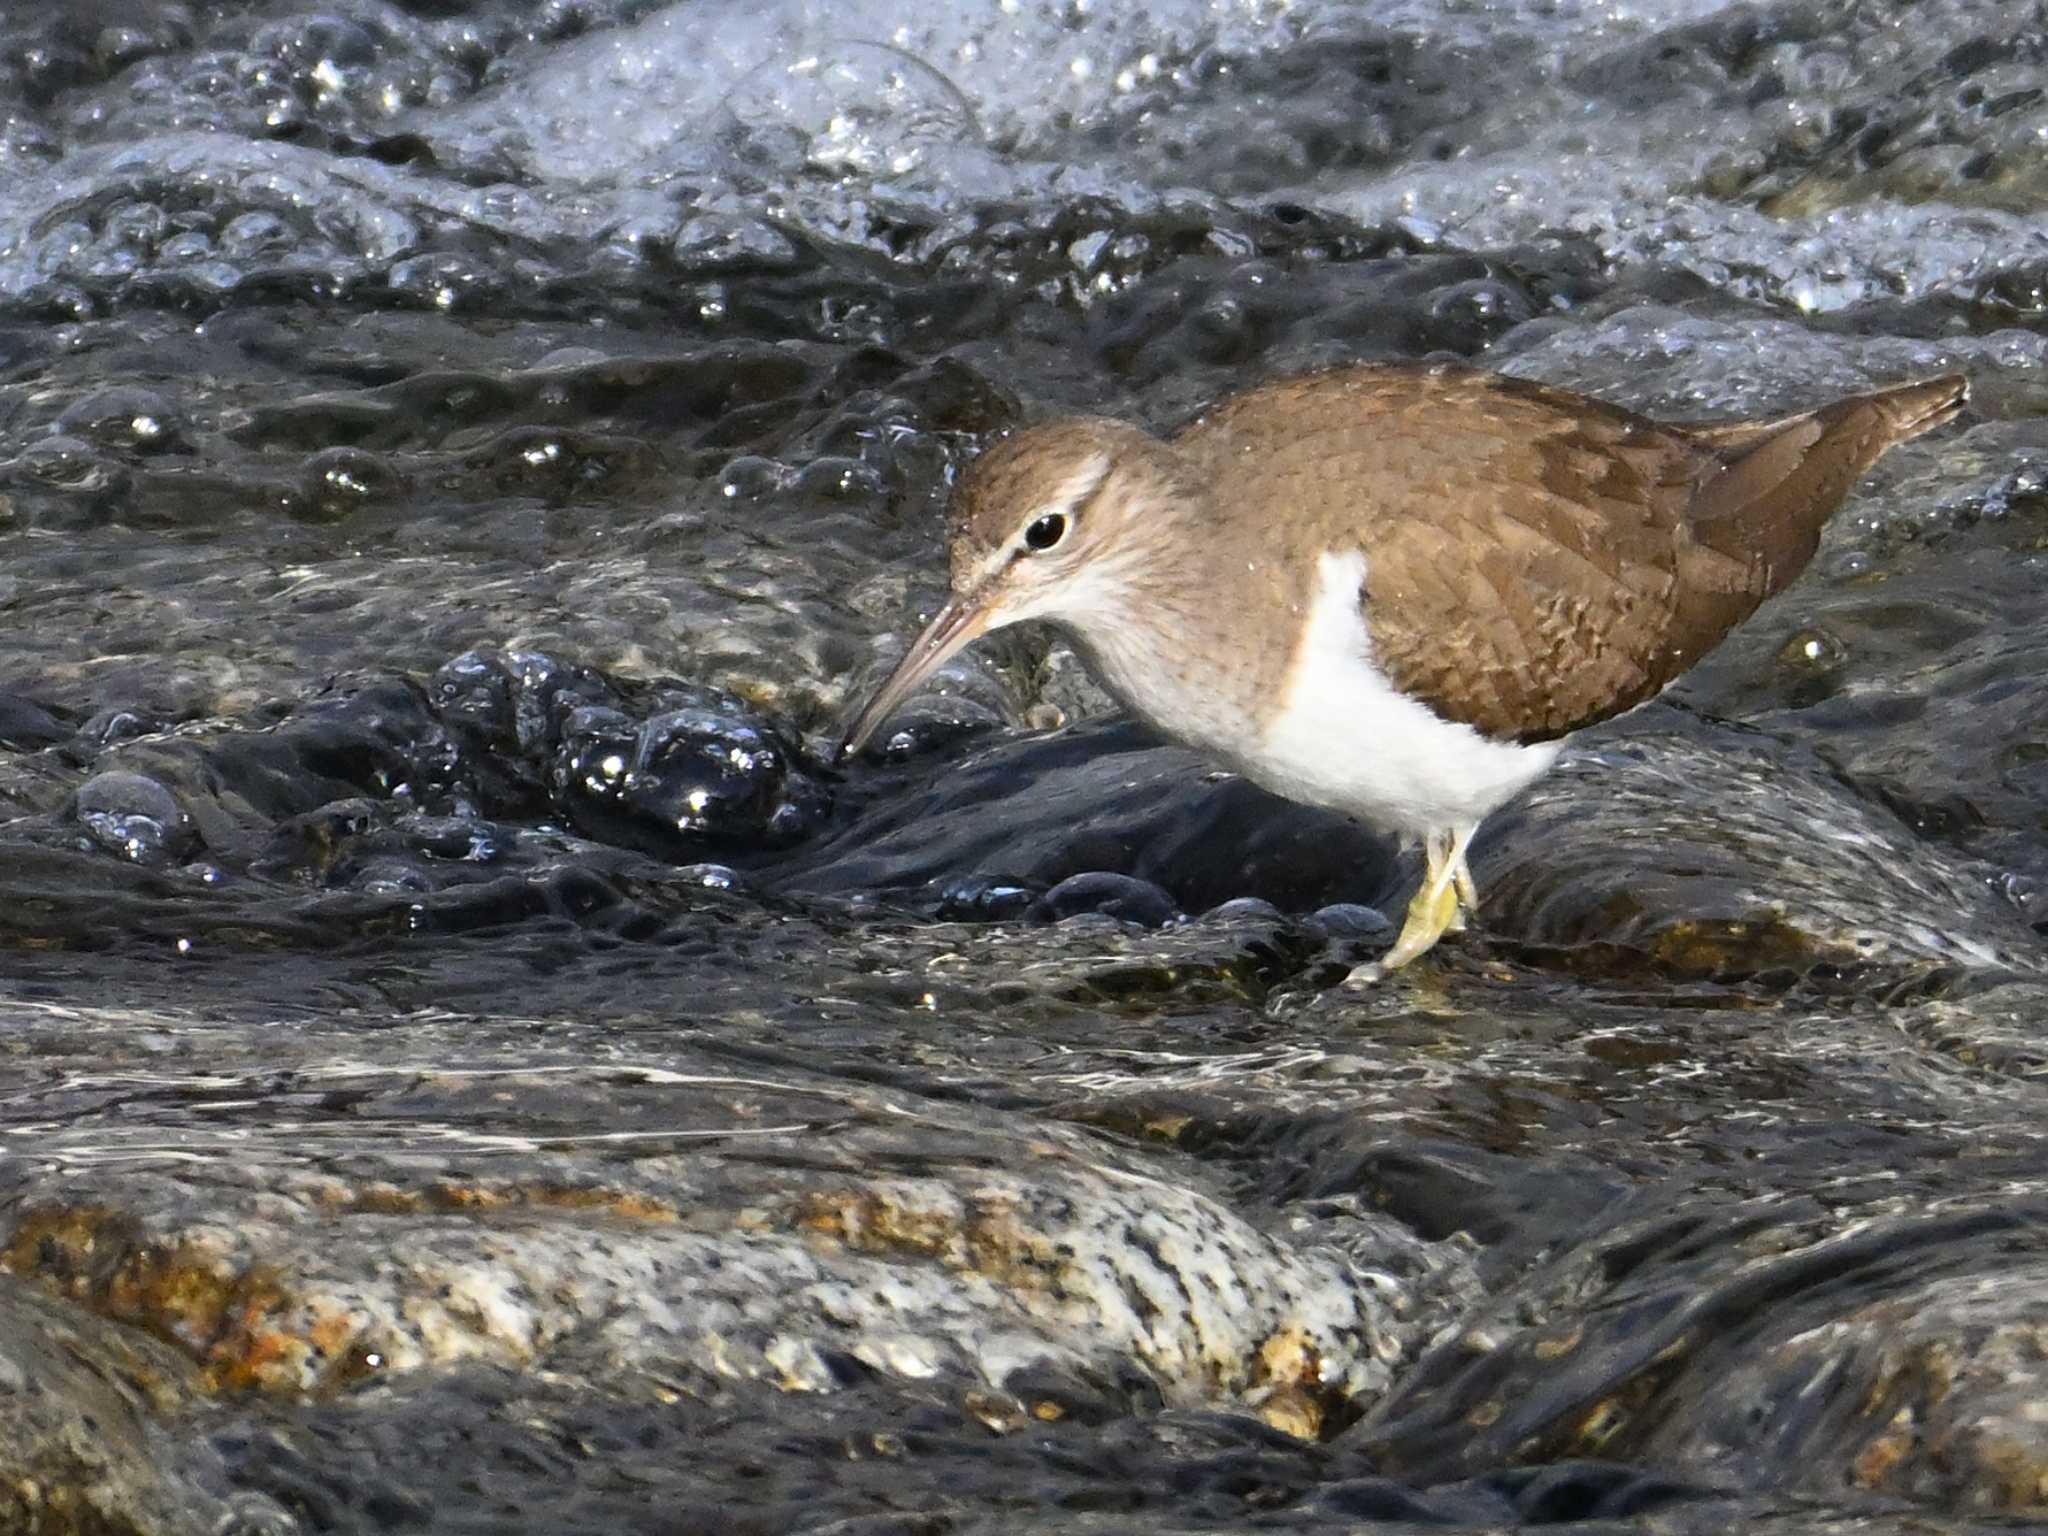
[842,362,1968,979]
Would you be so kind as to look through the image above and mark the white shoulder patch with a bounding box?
[1245,550,1560,838]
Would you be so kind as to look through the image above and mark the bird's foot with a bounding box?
[1339,959,1391,989]
[1342,871,1461,987]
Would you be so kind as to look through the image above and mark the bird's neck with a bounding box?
[1053,530,1306,763]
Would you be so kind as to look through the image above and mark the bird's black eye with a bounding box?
[1023,512,1067,552]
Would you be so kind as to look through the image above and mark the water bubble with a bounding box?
[1776,627,1848,673]
[716,42,980,181]
[102,201,168,252]
[57,385,188,452]
[387,252,486,310]
[793,456,884,500]
[74,771,200,864]
[718,456,793,500]
[297,447,401,521]
[159,231,215,264]
[15,436,121,490]
[219,210,295,260]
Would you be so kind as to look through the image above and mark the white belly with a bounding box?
[1246,550,1560,840]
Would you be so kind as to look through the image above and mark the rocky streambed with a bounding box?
[3,0,2048,1531]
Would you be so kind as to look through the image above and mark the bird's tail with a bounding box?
[1682,373,1969,597]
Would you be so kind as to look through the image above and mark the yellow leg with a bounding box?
[1344,825,1477,986]
[1452,849,1480,920]
[1380,829,1461,970]
[1443,841,1470,934]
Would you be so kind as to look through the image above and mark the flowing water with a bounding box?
[4,1,2048,1531]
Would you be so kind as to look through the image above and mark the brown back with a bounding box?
[1178,365,1966,744]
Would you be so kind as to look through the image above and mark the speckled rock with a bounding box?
[0,1044,1428,1443]
[0,1277,280,1535]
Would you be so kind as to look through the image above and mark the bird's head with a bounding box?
[841,417,1201,753]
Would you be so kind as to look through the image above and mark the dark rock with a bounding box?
[0,1278,242,1532]
[1033,871,1181,927]
[934,876,1040,921]
[0,693,71,749]
[1200,896,1288,924]
[77,707,159,748]
[1305,903,1395,942]
[550,701,829,860]
[790,719,1401,913]
[259,797,388,882]
[837,710,998,764]
[205,676,456,824]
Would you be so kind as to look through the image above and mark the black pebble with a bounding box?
[1201,896,1287,924]
[1305,902,1394,941]
[1033,872,1180,927]
[935,877,1040,922]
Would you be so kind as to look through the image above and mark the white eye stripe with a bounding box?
[1012,451,1110,548]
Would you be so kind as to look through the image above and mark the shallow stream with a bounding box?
[5,1,2048,1531]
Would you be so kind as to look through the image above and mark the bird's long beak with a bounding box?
[840,593,994,756]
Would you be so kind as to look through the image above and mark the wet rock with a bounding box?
[0,1277,265,1536]
[794,719,1400,915]
[427,647,600,815]
[1358,1180,2048,1518]
[0,1062,1415,1434]
[836,704,1001,763]
[550,695,829,859]
[73,770,200,864]
[431,646,608,762]
[0,0,2042,1524]
[1035,871,1181,927]
[1649,1255,2048,1511]
[200,1359,1727,1534]
[1475,707,2041,985]
[1305,903,1395,942]
[0,693,71,750]
[42,655,838,905]
[205,675,460,824]
[934,874,1040,921]
[428,648,520,747]
[259,797,388,883]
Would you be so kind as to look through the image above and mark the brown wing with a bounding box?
[1178,365,1965,744]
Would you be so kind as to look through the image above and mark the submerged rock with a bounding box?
[0,1049,1424,1442]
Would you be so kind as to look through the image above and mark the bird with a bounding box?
[840,362,1969,979]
